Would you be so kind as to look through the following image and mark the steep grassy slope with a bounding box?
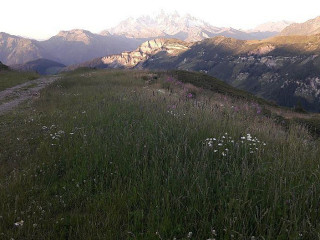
[0,69,320,239]
[141,35,320,112]
[169,70,274,106]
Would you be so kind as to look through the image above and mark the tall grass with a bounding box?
[0,69,319,239]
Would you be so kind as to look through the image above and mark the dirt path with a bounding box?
[0,76,60,115]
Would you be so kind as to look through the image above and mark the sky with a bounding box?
[1,0,320,40]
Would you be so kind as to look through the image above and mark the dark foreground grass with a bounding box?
[0,69,320,239]
[0,71,39,91]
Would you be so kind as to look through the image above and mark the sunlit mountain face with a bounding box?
[103,10,284,42]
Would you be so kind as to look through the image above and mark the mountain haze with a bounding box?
[280,16,320,36]
[41,29,145,65]
[251,21,293,33]
[0,30,145,66]
[0,32,51,65]
[103,11,282,42]
[0,12,293,66]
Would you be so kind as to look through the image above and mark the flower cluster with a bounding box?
[50,130,65,140]
[205,133,234,157]
[205,132,266,157]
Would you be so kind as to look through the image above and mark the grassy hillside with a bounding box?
[168,70,275,106]
[0,70,39,91]
[1,69,320,239]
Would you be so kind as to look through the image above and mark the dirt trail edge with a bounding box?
[0,76,60,115]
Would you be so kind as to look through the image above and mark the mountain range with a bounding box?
[0,11,294,66]
[2,12,320,112]
[103,11,290,42]
[0,32,50,66]
[0,31,144,66]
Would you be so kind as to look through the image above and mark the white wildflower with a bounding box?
[14,220,24,227]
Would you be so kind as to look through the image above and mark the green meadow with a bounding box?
[0,69,320,239]
[0,71,39,91]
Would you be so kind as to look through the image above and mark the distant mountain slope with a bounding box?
[105,11,221,41]
[103,11,280,42]
[40,29,145,65]
[66,38,191,70]
[251,21,293,33]
[0,14,294,66]
[11,58,66,75]
[280,16,320,36]
[75,35,320,112]
[0,32,51,65]
[0,30,145,66]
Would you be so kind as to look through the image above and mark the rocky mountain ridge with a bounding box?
[101,39,190,68]
[0,32,52,65]
[66,39,191,70]
[103,11,285,42]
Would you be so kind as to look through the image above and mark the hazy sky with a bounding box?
[1,0,320,40]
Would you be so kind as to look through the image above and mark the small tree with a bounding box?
[294,100,307,113]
